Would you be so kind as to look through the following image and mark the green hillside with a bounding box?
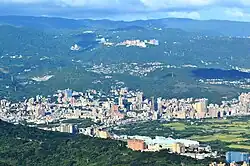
[1,16,250,36]
[0,120,220,166]
[0,24,249,102]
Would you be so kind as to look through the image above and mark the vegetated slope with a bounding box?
[77,28,250,68]
[0,25,247,102]
[1,24,250,68]
[0,16,87,29]
[0,120,217,166]
[0,25,76,75]
[1,16,250,36]
[151,18,250,36]
[192,68,250,79]
[0,25,72,57]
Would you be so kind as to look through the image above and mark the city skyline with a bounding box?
[1,3,250,165]
[1,86,250,162]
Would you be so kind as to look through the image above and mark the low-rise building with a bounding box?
[172,142,185,154]
[127,139,146,151]
[226,151,250,163]
[97,130,110,139]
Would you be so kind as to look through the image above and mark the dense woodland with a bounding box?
[0,23,248,102]
[0,120,222,166]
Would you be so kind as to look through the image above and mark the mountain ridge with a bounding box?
[1,15,250,36]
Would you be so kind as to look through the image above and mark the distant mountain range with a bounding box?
[0,15,249,101]
[1,15,250,36]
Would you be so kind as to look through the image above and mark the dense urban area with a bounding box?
[1,15,250,166]
[1,87,250,165]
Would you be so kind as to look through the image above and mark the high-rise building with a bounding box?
[151,97,155,111]
[238,93,250,113]
[36,95,40,103]
[136,92,143,110]
[152,111,159,120]
[120,87,128,95]
[35,104,42,118]
[0,99,8,107]
[194,99,208,113]
[157,97,162,115]
[65,89,73,98]
[118,96,123,107]
[194,99,208,118]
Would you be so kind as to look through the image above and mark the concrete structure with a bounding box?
[147,144,162,152]
[210,162,249,166]
[127,139,146,151]
[150,97,155,112]
[193,99,208,118]
[59,123,74,133]
[226,151,250,163]
[209,162,226,166]
[127,136,199,151]
[97,130,110,139]
[118,96,123,108]
[136,92,143,110]
[157,97,163,115]
[172,142,185,154]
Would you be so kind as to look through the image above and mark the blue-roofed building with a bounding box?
[226,151,250,163]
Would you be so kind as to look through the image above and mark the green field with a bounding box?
[111,116,250,152]
[162,122,187,130]
[190,134,248,143]
[186,118,250,151]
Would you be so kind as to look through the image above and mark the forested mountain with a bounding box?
[1,24,250,68]
[0,120,220,166]
[1,16,250,36]
[0,17,250,101]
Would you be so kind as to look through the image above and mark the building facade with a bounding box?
[127,139,146,151]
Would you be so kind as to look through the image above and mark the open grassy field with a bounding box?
[189,134,249,143]
[228,144,250,150]
[162,122,187,130]
[112,116,250,152]
[165,117,250,151]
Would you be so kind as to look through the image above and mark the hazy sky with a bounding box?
[1,0,250,21]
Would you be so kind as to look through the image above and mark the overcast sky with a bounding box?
[1,0,250,21]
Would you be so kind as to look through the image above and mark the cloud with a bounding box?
[225,8,245,17]
[225,8,250,21]
[2,0,250,9]
[1,0,250,21]
[141,0,216,10]
[167,11,201,19]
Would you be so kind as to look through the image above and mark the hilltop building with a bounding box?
[127,139,146,151]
